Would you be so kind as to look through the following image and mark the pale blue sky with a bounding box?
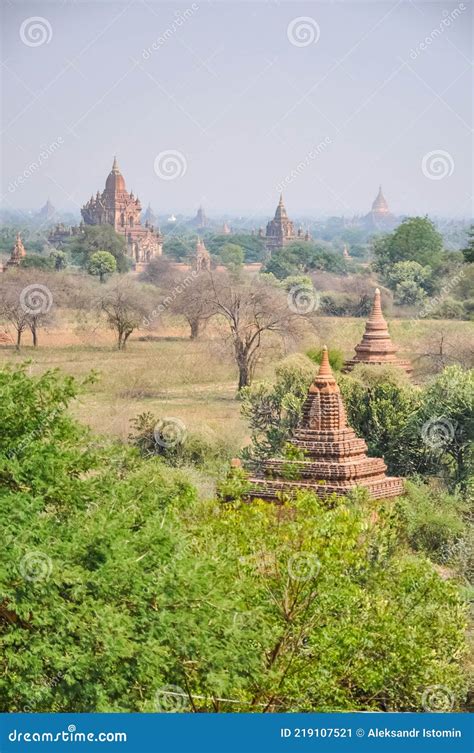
[1,0,472,217]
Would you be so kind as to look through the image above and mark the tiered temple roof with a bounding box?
[265,194,297,252]
[81,157,163,267]
[343,288,412,374]
[250,347,404,501]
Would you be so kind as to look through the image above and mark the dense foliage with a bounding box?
[1,366,468,712]
[264,242,346,280]
[66,226,130,273]
[373,217,443,271]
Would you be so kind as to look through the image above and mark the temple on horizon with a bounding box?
[363,186,396,230]
[343,288,412,374]
[264,194,298,253]
[249,347,404,502]
[81,157,163,268]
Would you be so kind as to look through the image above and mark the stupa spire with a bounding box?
[343,289,412,375]
[249,342,404,501]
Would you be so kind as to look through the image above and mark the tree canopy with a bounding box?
[67,226,130,273]
[373,217,444,272]
[0,365,468,712]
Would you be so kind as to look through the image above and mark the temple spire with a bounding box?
[249,340,405,501]
[342,288,412,375]
[318,346,333,378]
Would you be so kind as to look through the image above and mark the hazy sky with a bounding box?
[1,0,472,218]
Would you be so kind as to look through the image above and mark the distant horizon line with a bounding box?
[1,207,472,223]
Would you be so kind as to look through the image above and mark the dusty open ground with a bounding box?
[0,314,472,453]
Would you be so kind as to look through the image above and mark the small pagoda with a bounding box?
[5,233,26,269]
[195,238,211,272]
[343,288,412,375]
[250,347,404,501]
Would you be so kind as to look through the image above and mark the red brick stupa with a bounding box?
[343,288,412,374]
[250,347,404,501]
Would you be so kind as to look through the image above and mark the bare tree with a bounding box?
[98,277,153,350]
[169,271,215,340]
[0,271,55,349]
[205,272,300,389]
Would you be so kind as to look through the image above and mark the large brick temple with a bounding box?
[343,288,412,374]
[250,346,404,502]
[81,157,163,269]
[264,194,311,253]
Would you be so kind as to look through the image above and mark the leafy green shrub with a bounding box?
[240,354,313,463]
[396,480,467,562]
[430,297,466,320]
[216,466,251,502]
[129,411,232,470]
[0,365,468,712]
[339,372,423,476]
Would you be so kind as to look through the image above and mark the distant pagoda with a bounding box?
[193,205,208,229]
[265,194,297,253]
[343,288,412,374]
[39,198,56,221]
[364,186,395,230]
[5,233,26,268]
[250,347,404,501]
[195,237,211,272]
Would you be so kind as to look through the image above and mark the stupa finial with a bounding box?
[318,345,333,378]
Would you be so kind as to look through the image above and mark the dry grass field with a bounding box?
[0,313,472,455]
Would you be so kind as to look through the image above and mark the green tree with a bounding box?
[206,233,266,263]
[461,225,474,264]
[373,217,443,272]
[386,261,432,305]
[88,250,117,283]
[419,365,474,491]
[67,225,130,273]
[0,365,468,712]
[49,249,67,271]
[240,354,314,462]
[20,254,54,270]
[264,242,346,280]
[219,243,244,274]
